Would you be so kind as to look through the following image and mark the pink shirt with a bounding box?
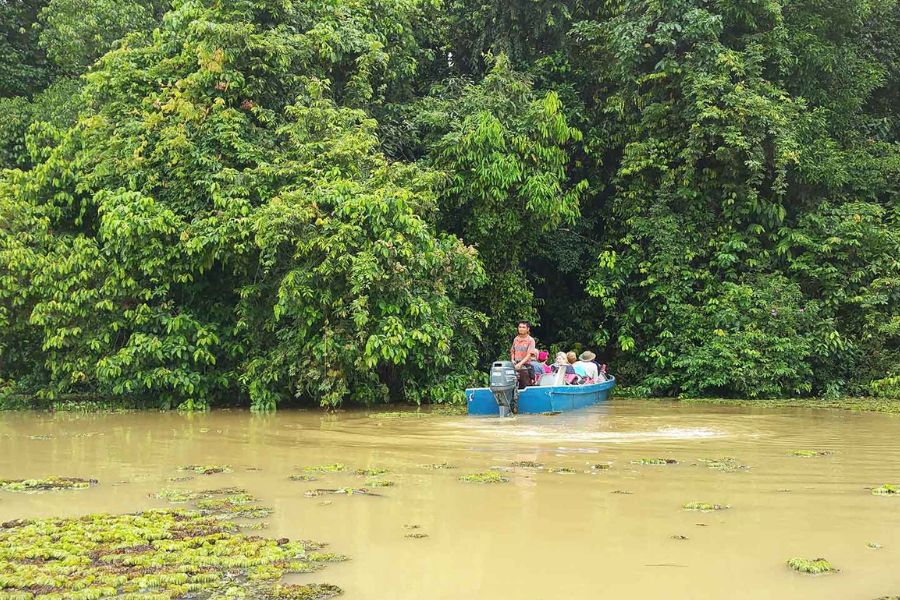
[511,335,536,363]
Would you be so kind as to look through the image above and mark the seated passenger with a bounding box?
[567,351,587,378]
[551,352,578,384]
[597,362,609,382]
[528,348,545,384]
[574,351,600,380]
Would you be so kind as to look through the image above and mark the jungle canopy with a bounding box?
[1,0,897,408]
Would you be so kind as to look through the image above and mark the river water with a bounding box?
[1,399,899,599]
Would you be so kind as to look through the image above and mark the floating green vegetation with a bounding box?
[195,495,273,520]
[459,471,509,484]
[786,557,837,574]
[155,487,272,520]
[632,458,678,465]
[791,450,833,457]
[428,405,468,416]
[365,479,395,488]
[368,411,430,419]
[0,510,344,598]
[419,463,455,470]
[872,484,900,496]
[289,474,318,482]
[154,487,247,504]
[270,583,343,599]
[0,476,97,492]
[404,533,428,539]
[304,488,379,497]
[178,464,232,475]
[549,467,577,474]
[511,461,543,468]
[674,397,900,415]
[355,468,388,476]
[300,464,346,473]
[696,457,749,472]
[867,542,883,549]
[682,502,729,512]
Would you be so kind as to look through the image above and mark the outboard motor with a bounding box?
[489,361,518,417]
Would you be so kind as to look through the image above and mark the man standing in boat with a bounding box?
[510,320,536,389]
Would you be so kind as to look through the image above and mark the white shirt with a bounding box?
[574,361,599,379]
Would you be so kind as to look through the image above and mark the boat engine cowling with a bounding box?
[489,361,518,417]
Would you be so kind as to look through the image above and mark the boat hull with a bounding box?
[466,377,616,415]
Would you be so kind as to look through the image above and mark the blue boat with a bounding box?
[466,377,616,415]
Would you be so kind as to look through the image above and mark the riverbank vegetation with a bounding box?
[1,0,897,409]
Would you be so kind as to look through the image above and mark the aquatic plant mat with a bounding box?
[0,510,344,599]
[786,557,838,575]
[670,397,900,415]
[0,477,97,492]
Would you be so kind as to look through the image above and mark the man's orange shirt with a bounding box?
[511,335,536,363]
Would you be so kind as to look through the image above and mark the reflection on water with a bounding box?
[2,399,900,599]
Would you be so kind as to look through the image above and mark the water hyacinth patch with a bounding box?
[0,510,344,598]
[300,464,346,473]
[355,468,388,476]
[304,488,380,497]
[155,487,272,520]
[368,412,430,419]
[786,557,837,574]
[0,477,98,492]
[696,457,749,472]
[872,484,900,496]
[682,502,729,512]
[459,471,509,484]
[271,583,343,599]
[549,467,577,474]
[154,487,248,504]
[195,495,273,520]
[791,450,833,457]
[178,465,232,475]
[365,479,396,487]
[632,458,678,465]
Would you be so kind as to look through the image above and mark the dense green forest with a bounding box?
[1,0,897,409]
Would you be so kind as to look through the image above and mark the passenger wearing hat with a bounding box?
[574,351,600,380]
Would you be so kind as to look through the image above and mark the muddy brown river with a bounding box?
[2,399,899,599]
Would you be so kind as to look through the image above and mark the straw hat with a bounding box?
[579,350,596,362]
